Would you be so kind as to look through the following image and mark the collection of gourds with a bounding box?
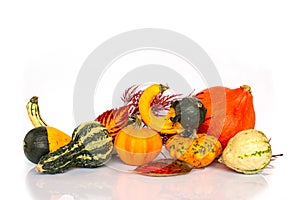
[23,83,279,176]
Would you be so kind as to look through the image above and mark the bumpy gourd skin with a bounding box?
[36,121,113,174]
[166,134,222,168]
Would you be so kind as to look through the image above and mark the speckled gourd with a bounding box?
[165,133,222,168]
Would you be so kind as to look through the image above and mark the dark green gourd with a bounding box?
[23,127,49,164]
[36,121,113,174]
[170,97,207,138]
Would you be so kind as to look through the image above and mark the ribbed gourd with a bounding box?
[195,85,255,148]
[114,124,163,166]
[219,129,272,174]
[36,121,113,174]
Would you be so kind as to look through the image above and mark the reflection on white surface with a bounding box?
[26,154,269,200]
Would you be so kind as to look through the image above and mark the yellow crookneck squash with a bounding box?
[138,84,183,134]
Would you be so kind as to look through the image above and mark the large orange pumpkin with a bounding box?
[195,85,255,148]
[114,125,163,166]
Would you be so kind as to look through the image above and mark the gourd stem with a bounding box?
[159,84,169,92]
[270,153,283,161]
[132,115,143,129]
[240,85,251,93]
[271,153,283,158]
[30,96,39,103]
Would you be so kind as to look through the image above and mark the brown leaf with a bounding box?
[95,106,129,136]
[121,84,181,116]
[134,159,193,177]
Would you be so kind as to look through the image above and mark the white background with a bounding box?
[1,0,299,199]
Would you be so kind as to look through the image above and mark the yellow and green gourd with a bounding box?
[165,133,222,168]
[36,121,113,174]
[23,126,71,164]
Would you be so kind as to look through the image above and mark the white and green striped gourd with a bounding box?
[219,129,272,174]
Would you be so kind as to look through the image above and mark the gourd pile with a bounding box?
[23,83,280,176]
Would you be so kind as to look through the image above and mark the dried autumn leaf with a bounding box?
[134,159,193,177]
[121,84,140,105]
[95,106,130,137]
[121,85,181,116]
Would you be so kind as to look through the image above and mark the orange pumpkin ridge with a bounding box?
[114,125,163,166]
[195,85,255,148]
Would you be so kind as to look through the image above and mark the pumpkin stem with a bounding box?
[133,115,143,129]
[240,85,251,93]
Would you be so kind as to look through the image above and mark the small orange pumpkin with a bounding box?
[114,125,163,166]
[195,85,255,148]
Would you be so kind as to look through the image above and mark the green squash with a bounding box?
[36,121,113,174]
[23,127,49,164]
[170,97,207,138]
